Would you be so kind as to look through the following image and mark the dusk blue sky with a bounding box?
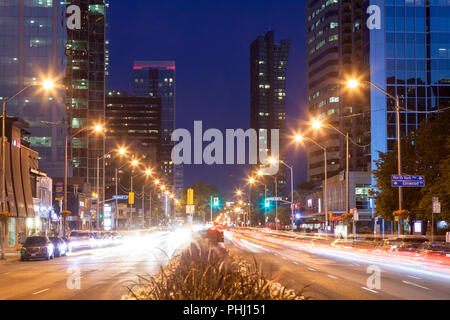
[108,0,308,196]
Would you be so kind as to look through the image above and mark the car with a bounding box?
[61,236,73,252]
[206,227,224,243]
[68,230,92,250]
[110,232,123,245]
[21,236,54,261]
[49,237,68,257]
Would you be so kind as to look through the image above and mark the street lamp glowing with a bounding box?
[145,169,152,176]
[294,134,304,142]
[41,79,55,90]
[154,179,160,185]
[257,170,264,176]
[131,159,139,167]
[249,177,255,184]
[236,189,242,196]
[118,147,127,156]
[93,124,104,133]
[160,185,166,191]
[347,79,359,89]
[311,119,323,130]
[268,157,278,164]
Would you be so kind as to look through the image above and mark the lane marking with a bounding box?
[292,261,299,265]
[327,274,337,279]
[402,280,430,291]
[32,288,49,295]
[307,267,316,272]
[361,286,378,294]
[407,275,422,280]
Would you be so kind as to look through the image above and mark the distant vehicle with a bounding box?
[49,237,68,257]
[206,227,224,243]
[69,230,93,250]
[110,232,123,244]
[383,237,429,252]
[21,236,54,261]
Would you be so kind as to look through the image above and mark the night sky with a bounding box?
[109,0,308,196]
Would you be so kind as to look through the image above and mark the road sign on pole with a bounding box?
[391,175,425,187]
[187,189,194,205]
[113,195,128,200]
[266,197,281,201]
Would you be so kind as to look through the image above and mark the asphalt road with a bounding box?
[225,229,450,300]
[0,230,192,300]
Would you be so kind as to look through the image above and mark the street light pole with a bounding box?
[96,156,100,230]
[115,168,118,231]
[351,80,403,234]
[396,95,403,235]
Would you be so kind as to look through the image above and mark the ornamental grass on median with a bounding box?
[123,240,305,300]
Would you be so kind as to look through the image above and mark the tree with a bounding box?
[373,111,450,226]
[177,181,222,223]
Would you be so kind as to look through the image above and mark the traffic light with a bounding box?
[265,199,270,208]
[213,197,219,207]
[329,212,333,220]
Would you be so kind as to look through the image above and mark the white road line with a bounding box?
[32,288,49,295]
[307,267,317,272]
[292,261,299,265]
[327,275,337,279]
[361,286,378,294]
[407,275,422,280]
[402,280,431,291]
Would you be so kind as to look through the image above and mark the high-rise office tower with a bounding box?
[250,31,291,196]
[132,61,181,194]
[104,90,161,198]
[305,0,449,184]
[0,0,67,178]
[65,1,108,192]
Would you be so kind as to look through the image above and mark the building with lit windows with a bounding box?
[307,0,449,185]
[306,0,450,226]
[0,0,67,178]
[64,0,109,195]
[250,30,291,198]
[132,61,182,196]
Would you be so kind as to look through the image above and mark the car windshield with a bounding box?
[25,237,47,245]
[70,231,89,237]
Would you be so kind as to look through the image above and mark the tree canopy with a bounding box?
[372,110,449,222]
[176,181,222,222]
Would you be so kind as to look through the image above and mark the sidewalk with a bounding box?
[0,250,20,264]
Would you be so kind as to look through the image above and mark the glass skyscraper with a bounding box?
[0,0,67,177]
[133,61,182,195]
[370,0,450,179]
[306,0,450,186]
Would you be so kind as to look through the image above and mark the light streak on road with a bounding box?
[227,229,450,284]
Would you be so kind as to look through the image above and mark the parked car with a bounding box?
[49,237,68,257]
[61,236,73,252]
[68,230,93,250]
[21,236,54,261]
